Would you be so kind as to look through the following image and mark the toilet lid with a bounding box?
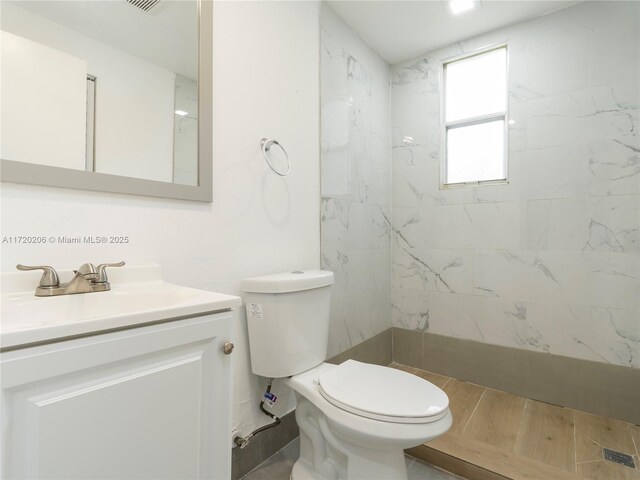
[318,360,449,424]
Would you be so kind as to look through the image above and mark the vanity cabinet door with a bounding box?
[1,312,234,480]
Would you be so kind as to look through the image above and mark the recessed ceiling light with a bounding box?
[175,110,188,116]
[449,0,477,15]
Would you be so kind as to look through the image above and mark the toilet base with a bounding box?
[293,395,410,480]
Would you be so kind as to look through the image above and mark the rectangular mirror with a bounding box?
[0,0,212,202]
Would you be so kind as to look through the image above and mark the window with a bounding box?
[442,46,508,185]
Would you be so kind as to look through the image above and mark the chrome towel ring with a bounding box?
[260,137,290,176]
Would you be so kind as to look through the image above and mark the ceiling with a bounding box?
[327,0,581,64]
[7,0,198,79]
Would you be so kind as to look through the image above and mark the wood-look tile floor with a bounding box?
[392,363,640,480]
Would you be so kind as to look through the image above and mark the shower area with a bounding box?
[319,1,639,478]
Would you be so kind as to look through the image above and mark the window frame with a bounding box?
[440,43,509,188]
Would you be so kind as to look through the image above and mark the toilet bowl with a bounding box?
[241,271,451,480]
[285,362,451,480]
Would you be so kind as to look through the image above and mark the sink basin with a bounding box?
[1,265,241,350]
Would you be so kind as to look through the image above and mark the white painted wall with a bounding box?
[391,1,639,368]
[1,2,175,183]
[1,0,320,436]
[0,31,87,170]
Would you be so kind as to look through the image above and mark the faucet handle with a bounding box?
[95,261,125,284]
[16,264,60,287]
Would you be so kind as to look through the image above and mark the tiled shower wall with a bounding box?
[320,4,392,357]
[390,1,639,368]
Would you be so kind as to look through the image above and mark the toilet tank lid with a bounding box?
[241,270,334,293]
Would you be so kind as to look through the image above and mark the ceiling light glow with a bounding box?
[175,110,188,116]
[449,0,476,15]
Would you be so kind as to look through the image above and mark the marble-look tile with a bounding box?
[393,248,474,295]
[509,11,590,100]
[394,202,554,251]
[388,2,640,371]
[392,155,475,208]
[473,250,639,309]
[579,1,640,88]
[587,139,640,197]
[320,4,392,357]
[392,290,639,368]
[392,290,550,352]
[473,145,590,203]
[346,203,391,250]
[509,85,638,153]
[543,196,639,253]
[527,302,640,368]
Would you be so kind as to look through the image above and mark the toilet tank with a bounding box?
[241,270,334,378]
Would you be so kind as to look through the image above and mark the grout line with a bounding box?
[632,434,640,472]
[571,409,578,474]
[441,377,452,388]
[576,459,605,465]
[513,399,529,453]
[461,388,486,436]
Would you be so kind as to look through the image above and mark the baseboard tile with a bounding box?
[327,328,393,366]
[231,411,299,480]
[392,328,640,424]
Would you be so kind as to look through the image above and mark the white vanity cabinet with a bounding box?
[1,311,234,480]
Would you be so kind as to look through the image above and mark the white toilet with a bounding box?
[242,270,452,480]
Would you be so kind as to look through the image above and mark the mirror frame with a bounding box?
[1,0,213,202]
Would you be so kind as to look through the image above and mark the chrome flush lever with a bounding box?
[16,264,60,288]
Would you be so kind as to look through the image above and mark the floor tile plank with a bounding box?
[442,379,485,435]
[577,459,640,480]
[401,365,639,480]
[462,388,526,451]
[514,400,576,473]
[574,410,637,462]
[417,433,581,480]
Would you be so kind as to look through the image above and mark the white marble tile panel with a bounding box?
[587,138,640,197]
[346,203,390,250]
[509,16,589,100]
[393,202,538,250]
[474,250,639,309]
[321,197,349,247]
[393,247,474,295]
[510,86,638,153]
[527,302,640,368]
[579,1,640,88]
[544,195,639,253]
[393,155,475,208]
[321,99,350,148]
[349,248,392,298]
[474,145,589,203]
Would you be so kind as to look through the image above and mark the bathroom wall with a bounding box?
[1,0,320,437]
[319,4,392,357]
[391,1,639,368]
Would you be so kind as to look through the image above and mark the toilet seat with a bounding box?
[318,360,449,424]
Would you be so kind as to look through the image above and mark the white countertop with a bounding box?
[1,265,242,350]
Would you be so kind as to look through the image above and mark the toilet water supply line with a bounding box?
[233,379,281,449]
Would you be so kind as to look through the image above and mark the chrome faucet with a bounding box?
[16,262,125,297]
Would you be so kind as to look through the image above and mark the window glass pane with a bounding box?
[445,48,506,122]
[446,120,505,184]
